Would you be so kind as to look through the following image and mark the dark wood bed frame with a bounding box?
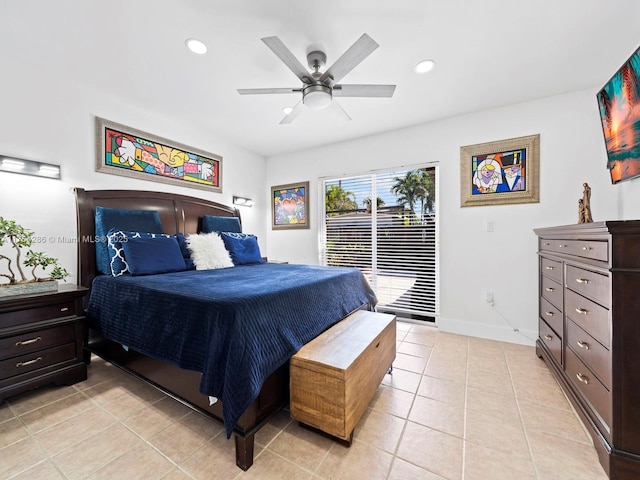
[74,188,289,470]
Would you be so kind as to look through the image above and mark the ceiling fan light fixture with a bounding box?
[185,38,207,55]
[303,84,332,109]
[415,59,436,73]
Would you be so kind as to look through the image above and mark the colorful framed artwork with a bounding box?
[95,117,222,193]
[271,181,310,229]
[460,134,540,207]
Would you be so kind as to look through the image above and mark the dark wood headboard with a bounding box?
[74,188,240,291]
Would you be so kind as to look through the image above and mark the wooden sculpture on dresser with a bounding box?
[578,182,593,224]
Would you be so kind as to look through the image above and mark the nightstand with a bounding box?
[0,284,88,401]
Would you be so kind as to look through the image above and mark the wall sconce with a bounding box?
[233,196,254,207]
[0,155,61,180]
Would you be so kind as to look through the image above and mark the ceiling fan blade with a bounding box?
[237,88,300,95]
[332,100,352,122]
[332,84,396,98]
[279,101,305,124]
[261,36,312,83]
[319,33,378,84]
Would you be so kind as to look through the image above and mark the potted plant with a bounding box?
[0,216,69,296]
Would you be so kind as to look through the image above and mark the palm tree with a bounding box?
[326,184,358,215]
[417,170,435,220]
[362,197,385,213]
[392,171,422,224]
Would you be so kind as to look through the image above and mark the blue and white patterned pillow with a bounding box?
[106,229,172,276]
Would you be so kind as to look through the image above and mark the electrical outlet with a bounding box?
[485,291,494,304]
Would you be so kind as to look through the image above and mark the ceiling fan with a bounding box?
[237,33,396,124]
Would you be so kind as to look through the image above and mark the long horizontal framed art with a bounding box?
[271,181,310,229]
[460,134,540,207]
[95,117,222,193]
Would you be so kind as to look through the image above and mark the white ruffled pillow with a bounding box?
[186,232,234,270]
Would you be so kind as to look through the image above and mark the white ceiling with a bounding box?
[2,0,639,157]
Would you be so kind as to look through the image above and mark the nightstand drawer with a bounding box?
[0,343,76,380]
[0,323,76,361]
[0,301,76,328]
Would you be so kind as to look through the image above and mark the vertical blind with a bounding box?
[321,167,438,320]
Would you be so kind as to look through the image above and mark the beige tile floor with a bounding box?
[0,321,608,480]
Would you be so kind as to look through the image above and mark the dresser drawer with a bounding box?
[0,343,77,380]
[565,288,610,349]
[565,347,612,437]
[541,276,562,310]
[544,239,608,262]
[0,323,76,361]
[565,265,609,307]
[540,257,562,283]
[565,240,608,262]
[0,302,76,329]
[566,319,611,389]
[539,318,562,365]
[539,296,562,336]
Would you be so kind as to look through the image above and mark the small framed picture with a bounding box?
[271,181,310,229]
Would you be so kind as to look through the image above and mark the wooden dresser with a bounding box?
[0,284,88,401]
[535,221,640,479]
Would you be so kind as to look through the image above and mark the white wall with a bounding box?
[0,76,266,285]
[265,88,629,345]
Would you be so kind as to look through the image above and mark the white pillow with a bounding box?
[186,232,234,270]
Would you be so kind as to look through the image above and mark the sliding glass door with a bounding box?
[321,166,438,321]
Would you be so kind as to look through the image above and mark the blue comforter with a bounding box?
[87,263,377,436]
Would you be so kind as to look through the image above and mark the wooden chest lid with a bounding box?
[291,310,395,372]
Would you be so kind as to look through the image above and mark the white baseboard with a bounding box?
[434,316,537,346]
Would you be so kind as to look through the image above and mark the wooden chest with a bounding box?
[290,310,396,442]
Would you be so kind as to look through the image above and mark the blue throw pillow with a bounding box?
[201,215,242,234]
[219,232,265,265]
[95,207,163,275]
[107,229,174,276]
[175,233,196,270]
[121,236,187,276]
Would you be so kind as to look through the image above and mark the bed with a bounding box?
[74,188,377,470]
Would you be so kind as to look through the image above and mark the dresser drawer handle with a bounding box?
[576,373,590,385]
[60,307,69,312]
[575,307,589,315]
[15,336,42,347]
[545,266,554,270]
[545,287,554,292]
[544,334,553,341]
[544,311,554,317]
[582,246,592,251]
[576,340,590,350]
[16,357,42,368]
[576,278,589,284]
[558,244,567,248]
[543,242,551,246]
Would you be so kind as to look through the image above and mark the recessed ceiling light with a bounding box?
[282,107,294,115]
[185,38,207,55]
[415,59,436,74]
